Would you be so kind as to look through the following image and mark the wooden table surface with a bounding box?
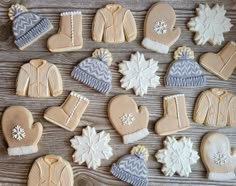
[0,0,235,185]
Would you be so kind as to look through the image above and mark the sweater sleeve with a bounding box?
[92,10,105,42]
[193,92,209,124]
[60,164,74,186]
[16,67,29,96]
[48,65,63,97]
[28,161,40,186]
[228,96,236,126]
[123,10,137,42]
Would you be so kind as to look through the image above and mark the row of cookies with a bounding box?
[8,3,233,53]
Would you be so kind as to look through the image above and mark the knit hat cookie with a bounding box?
[165,46,206,87]
[111,145,149,186]
[71,48,112,94]
[8,4,53,50]
[142,2,181,54]
[2,106,43,156]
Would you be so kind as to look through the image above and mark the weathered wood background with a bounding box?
[0,0,235,185]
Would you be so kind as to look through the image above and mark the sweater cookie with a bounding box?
[2,106,43,156]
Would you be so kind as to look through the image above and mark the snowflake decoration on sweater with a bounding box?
[156,136,199,177]
[120,113,135,125]
[70,126,113,170]
[119,52,160,96]
[153,20,167,34]
[12,125,26,141]
[213,152,229,165]
[188,4,233,45]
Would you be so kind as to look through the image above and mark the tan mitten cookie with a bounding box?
[200,41,236,80]
[16,59,63,98]
[47,11,83,52]
[2,106,43,156]
[155,94,190,136]
[92,4,137,43]
[44,91,89,131]
[108,95,149,144]
[28,155,74,186]
[142,2,181,54]
[200,132,236,181]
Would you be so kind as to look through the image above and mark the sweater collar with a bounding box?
[44,154,62,166]
[30,59,47,68]
[211,88,228,99]
[105,4,122,15]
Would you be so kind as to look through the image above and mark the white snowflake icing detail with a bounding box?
[153,20,167,34]
[188,4,233,45]
[156,136,199,177]
[12,125,26,141]
[119,52,160,96]
[70,126,113,170]
[213,152,229,165]
[120,113,135,125]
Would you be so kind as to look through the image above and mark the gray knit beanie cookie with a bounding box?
[71,48,112,94]
[8,4,53,50]
[111,145,149,186]
[165,46,206,87]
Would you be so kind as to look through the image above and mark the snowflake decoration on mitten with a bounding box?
[119,52,160,96]
[153,20,167,34]
[156,136,199,177]
[214,152,229,165]
[70,126,113,170]
[12,125,26,141]
[188,4,233,45]
[120,113,135,125]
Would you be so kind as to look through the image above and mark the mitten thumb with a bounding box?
[30,122,43,144]
[165,27,181,46]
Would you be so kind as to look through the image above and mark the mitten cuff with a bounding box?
[142,37,169,54]
[8,145,38,156]
[208,172,236,181]
[123,128,149,144]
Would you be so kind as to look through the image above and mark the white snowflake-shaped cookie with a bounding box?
[156,136,199,177]
[119,52,160,96]
[70,126,113,170]
[153,20,167,34]
[12,125,26,141]
[188,4,233,45]
[120,113,135,125]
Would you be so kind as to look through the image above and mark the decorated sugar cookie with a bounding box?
[165,46,206,87]
[200,132,236,181]
[188,4,233,45]
[28,155,74,186]
[156,136,199,177]
[111,145,149,186]
[8,4,53,50]
[119,52,160,96]
[108,95,149,144]
[71,48,112,94]
[70,126,113,170]
[142,2,181,54]
[2,106,43,156]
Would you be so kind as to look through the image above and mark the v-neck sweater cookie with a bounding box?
[16,59,63,98]
[92,4,137,43]
[28,155,73,186]
[194,88,236,127]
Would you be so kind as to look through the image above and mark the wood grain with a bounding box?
[0,0,235,185]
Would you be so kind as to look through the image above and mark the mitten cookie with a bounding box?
[142,2,181,54]
[111,145,149,186]
[2,106,43,156]
[28,155,74,186]
[200,132,236,181]
[108,95,149,144]
[8,4,53,50]
[200,41,236,80]
[188,4,233,45]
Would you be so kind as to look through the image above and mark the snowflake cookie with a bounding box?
[156,136,199,177]
[188,4,233,45]
[119,52,160,96]
[70,126,113,170]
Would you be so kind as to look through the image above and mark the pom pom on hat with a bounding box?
[131,145,149,161]
[92,48,113,66]
[8,4,28,21]
[174,46,194,60]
